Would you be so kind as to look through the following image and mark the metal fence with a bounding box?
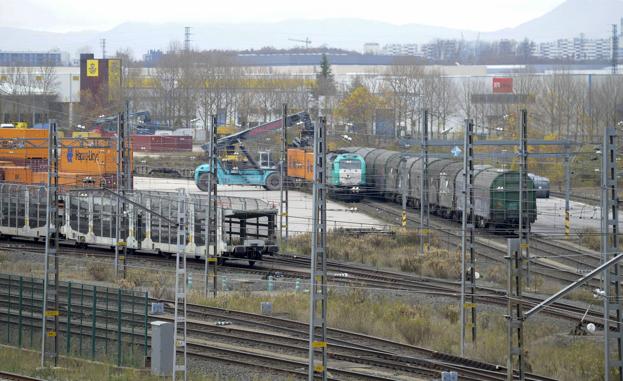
[0,273,148,367]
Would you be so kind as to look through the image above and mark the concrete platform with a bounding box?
[532,196,623,235]
[134,177,386,235]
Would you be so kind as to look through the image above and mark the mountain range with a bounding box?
[0,0,622,58]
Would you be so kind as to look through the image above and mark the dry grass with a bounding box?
[285,230,461,279]
[577,227,600,251]
[0,345,213,381]
[86,261,114,282]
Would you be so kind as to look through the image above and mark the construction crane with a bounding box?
[288,37,312,49]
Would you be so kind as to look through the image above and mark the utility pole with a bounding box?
[601,126,622,381]
[40,120,60,368]
[124,100,133,191]
[612,24,619,75]
[173,189,188,381]
[460,119,476,356]
[204,114,218,298]
[308,116,328,381]
[115,104,132,278]
[401,159,407,228]
[280,104,289,245]
[183,26,192,129]
[518,110,531,287]
[184,27,192,52]
[419,110,429,254]
[564,145,571,239]
[506,238,525,381]
[100,38,106,59]
[115,114,122,276]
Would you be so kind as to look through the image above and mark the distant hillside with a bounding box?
[0,0,621,57]
[485,0,623,41]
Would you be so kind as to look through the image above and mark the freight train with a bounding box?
[344,147,537,230]
[0,183,278,265]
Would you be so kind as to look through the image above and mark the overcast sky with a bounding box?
[2,0,567,32]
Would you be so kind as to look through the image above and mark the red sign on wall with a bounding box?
[492,77,513,94]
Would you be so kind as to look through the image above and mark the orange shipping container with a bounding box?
[287,148,306,179]
[31,171,114,189]
[59,139,131,175]
[304,151,314,181]
[0,166,33,184]
[0,129,48,162]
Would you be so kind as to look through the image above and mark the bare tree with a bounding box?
[384,63,426,136]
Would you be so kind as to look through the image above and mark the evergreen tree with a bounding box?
[316,53,336,96]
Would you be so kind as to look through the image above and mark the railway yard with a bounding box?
[2,9,623,379]
[0,126,621,381]
[0,165,617,380]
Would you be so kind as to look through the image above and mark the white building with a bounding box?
[536,35,615,61]
[382,43,419,56]
[363,43,382,55]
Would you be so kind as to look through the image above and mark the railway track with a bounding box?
[357,198,602,288]
[0,279,556,381]
[0,235,608,328]
[0,372,44,381]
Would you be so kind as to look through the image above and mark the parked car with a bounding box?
[528,173,550,198]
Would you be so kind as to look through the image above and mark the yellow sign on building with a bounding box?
[86,59,99,77]
[108,59,121,100]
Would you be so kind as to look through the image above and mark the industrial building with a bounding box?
[0,50,70,66]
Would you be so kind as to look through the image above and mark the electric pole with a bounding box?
[184,27,192,52]
[173,189,188,381]
[601,126,622,381]
[460,119,476,355]
[506,238,526,381]
[280,104,289,245]
[564,145,571,239]
[100,38,107,59]
[419,110,429,254]
[41,120,60,368]
[518,110,531,286]
[308,116,328,381]
[204,114,219,298]
[613,24,619,75]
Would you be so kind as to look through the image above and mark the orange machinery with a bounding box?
[0,129,129,188]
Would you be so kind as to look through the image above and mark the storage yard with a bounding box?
[0,116,617,381]
[2,3,623,380]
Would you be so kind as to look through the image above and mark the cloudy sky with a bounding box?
[2,0,567,32]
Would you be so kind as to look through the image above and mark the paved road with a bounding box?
[134,177,386,235]
[532,196,622,235]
